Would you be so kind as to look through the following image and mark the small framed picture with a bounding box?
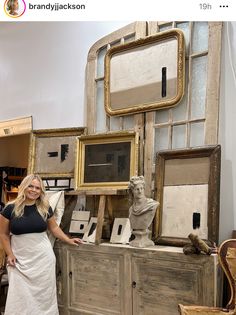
[69,209,90,234]
[110,218,131,244]
[82,217,98,243]
[71,211,90,221]
[69,220,89,234]
[75,131,139,190]
[28,127,85,178]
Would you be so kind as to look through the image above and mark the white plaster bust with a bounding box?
[128,176,159,247]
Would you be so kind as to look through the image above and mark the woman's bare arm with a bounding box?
[0,214,16,266]
[47,216,82,246]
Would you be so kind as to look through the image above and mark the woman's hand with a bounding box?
[66,238,83,246]
[48,216,83,246]
[7,254,17,267]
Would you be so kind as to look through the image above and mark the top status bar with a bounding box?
[0,0,235,21]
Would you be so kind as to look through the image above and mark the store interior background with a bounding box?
[0,21,236,243]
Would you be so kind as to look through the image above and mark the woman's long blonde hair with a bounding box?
[8,174,50,220]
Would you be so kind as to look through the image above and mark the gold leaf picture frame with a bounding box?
[28,127,85,178]
[104,29,185,116]
[75,132,139,190]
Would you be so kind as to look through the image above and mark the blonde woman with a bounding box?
[0,174,82,315]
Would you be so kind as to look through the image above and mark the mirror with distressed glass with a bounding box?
[104,29,185,116]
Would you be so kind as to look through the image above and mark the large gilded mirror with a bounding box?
[104,29,185,116]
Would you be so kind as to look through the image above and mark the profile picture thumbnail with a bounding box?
[4,0,26,18]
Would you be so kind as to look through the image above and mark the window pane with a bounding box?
[176,22,190,53]
[159,24,172,32]
[172,96,187,122]
[191,56,207,119]
[97,46,107,78]
[124,34,135,43]
[192,22,208,53]
[172,58,189,122]
[172,125,186,149]
[123,115,135,130]
[110,116,121,131]
[110,39,121,48]
[154,127,169,157]
[109,116,135,131]
[155,109,169,124]
[109,116,135,132]
[190,122,205,147]
[96,80,106,132]
[172,59,189,121]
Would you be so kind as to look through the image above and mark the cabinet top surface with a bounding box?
[55,240,218,261]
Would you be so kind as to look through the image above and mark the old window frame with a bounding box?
[85,22,222,198]
[144,22,222,196]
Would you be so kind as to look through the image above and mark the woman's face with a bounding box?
[12,0,18,11]
[133,182,145,200]
[25,178,41,202]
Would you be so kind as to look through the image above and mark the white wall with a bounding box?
[0,21,236,242]
[0,21,130,129]
[219,22,236,241]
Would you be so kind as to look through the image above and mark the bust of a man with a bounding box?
[128,176,159,247]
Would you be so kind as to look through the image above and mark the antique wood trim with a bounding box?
[86,22,147,134]
[134,114,145,176]
[205,22,223,144]
[154,145,221,246]
[0,116,32,137]
[86,59,97,134]
[28,127,85,178]
[144,111,155,197]
[95,195,106,245]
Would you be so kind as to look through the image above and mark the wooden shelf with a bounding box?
[65,189,128,196]
[6,191,18,201]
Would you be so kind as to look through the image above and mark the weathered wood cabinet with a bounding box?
[54,241,221,315]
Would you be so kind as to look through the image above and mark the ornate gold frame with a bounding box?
[154,145,221,247]
[104,29,185,116]
[75,131,139,190]
[28,127,85,178]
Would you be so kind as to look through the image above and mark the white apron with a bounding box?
[5,232,59,315]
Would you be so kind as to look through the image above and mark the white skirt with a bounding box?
[5,232,59,315]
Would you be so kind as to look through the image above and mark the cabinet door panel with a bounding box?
[132,255,217,315]
[55,246,66,307]
[68,248,127,315]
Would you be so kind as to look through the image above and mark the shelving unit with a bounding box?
[0,168,26,203]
